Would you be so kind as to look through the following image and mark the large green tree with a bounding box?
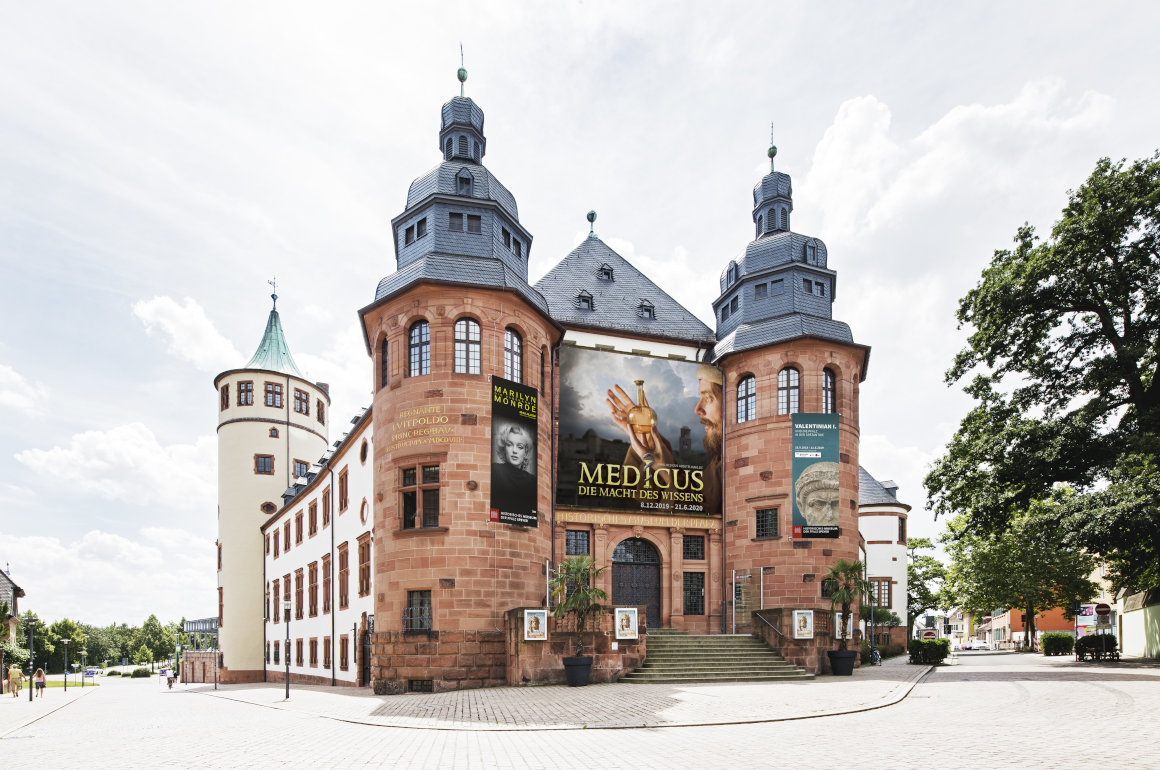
[140,615,171,670]
[906,537,946,638]
[942,503,1098,647]
[926,152,1160,590]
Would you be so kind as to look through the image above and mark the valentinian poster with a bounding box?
[555,346,722,517]
[490,376,538,527]
[791,413,840,538]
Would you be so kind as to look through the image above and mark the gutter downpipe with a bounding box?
[330,465,337,687]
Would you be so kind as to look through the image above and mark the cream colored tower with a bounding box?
[213,296,329,682]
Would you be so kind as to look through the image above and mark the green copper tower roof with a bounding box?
[244,294,304,377]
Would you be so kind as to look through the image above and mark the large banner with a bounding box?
[555,346,722,517]
[490,376,538,527]
[791,413,840,539]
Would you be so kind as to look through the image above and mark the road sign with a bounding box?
[921,630,937,640]
[1095,603,1111,618]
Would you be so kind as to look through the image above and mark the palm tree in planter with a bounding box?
[825,558,869,676]
[549,555,608,686]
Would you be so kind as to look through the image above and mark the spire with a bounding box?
[458,44,467,98]
[587,209,597,239]
[767,122,777,172]
[752,122,793,235]
[244,294,304,377]
[439,60,486,162]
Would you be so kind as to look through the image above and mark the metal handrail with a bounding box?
[753,612,786,642]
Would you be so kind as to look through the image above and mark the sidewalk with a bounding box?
[199,655,930,731]
[0,683,97,738]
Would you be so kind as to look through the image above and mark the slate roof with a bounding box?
[859,466,911,510]
[373,253,550,315]
[710,315,855,360]
[534,236,715,344]
[244,308,304,377]
[719,231,831,291]
[406,160,518,220]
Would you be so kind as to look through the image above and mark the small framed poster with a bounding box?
[524,609,547,641]
[793,609,814,639]
[615,607,638,640]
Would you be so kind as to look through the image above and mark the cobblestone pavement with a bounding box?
[2,653,1157,769]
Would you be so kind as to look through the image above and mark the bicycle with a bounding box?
[869,646,882,666]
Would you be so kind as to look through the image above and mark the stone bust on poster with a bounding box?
[490,376,539,527]
[524,609,547,641]
[615,607,638,640]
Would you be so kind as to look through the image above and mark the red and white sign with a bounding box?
[921,630,937,640]
[1095,603,1111,618]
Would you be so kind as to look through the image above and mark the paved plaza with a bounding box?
[2,652,1157,768]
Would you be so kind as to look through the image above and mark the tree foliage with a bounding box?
[942,502,1098,647]
[826,559,869,651]
[926,152,1160,590]
[906,537,946,638]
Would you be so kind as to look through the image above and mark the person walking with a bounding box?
[8,664,22,697]
[33,668,46,699]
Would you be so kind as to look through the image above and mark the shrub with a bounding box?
[105,670,121,676]
[908,639,951,665]
[1076,635,1117,657]
[1040,632,1075,656]
[130,667,152,678]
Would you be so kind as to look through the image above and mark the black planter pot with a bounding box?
[827,649,858,676]
[562,656,593,687]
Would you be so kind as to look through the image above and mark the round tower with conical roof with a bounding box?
[213,295,330,683]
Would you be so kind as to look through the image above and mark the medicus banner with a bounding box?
[555,346,723,517]
[490,376,538,527]
[791,413,840,538]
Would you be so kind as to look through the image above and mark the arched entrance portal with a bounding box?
[611,538,662,629]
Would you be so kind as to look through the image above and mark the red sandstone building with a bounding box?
[216,72,879,689]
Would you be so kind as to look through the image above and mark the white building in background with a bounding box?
[215,298,330,683]
[261,408,375,686]
[858,468,909,649]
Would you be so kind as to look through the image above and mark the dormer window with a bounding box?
[726,262,738,286]
[457,172,473,197]
[805,242,817,264]
[577,291,594,311]
[598,263,614,281]
[637,300,655,319]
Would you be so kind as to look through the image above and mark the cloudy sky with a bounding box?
[2,2,1157,626]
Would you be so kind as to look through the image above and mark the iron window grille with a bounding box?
[682,535,705,561]
[683,572,705,615]
[565,530,590,556]
[404,591,433,631]
[755,508,778,539]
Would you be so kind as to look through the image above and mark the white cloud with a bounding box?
[0,363,49,416]
[296,322,372,431]
[14,423,215,512]
[4,528,215,626]
[799,80,1115,255]
[132,296,243,372]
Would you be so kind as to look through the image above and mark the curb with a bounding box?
[201,664,935,732]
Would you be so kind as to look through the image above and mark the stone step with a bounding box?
[627,630,811,684]
[622,671,814,683]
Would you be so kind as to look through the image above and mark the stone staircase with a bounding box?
[622,629,813,684]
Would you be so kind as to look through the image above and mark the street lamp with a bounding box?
[283,598,291,700]
[81,650,87,688]
[63,639,69,691]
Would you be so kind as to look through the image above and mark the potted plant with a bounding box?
[549,555,608,686]
[825,558,869,676]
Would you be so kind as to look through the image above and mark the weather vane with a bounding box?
[768,122,778,172]
[268,277,278,309]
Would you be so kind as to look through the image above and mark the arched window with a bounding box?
[823,367,837,414]
[504,327,523,383]
[408,321,430,377]
[780,208,789,230]
[379,337,389,390]
[453,318,481,374]
[736,375,756,423]
[457,136,467,156]
[777,366,800,415]
[756,215,763,235]
[473,141,480,161]
[767,210,776,232]
[444,138,452,159]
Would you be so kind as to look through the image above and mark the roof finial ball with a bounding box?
[587,209,597,238]
[458,44,467,98]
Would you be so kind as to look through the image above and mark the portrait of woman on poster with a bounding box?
[493,422,537,516]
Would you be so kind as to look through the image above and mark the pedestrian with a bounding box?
[33,668,46,698]
[8,664,22,697]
